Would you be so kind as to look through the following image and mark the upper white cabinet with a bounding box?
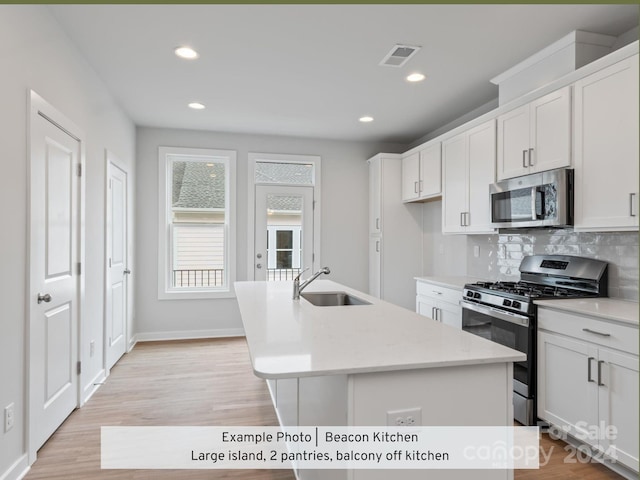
[442,119,496,234]
[573,54,639,232]
[402,143,441,202]
[497,86,572,180]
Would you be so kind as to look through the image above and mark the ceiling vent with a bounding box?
[379,44,421,67]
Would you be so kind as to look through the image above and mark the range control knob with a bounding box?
[502,299,512,307]
[473,292,481,299]
[511,300,521,310]
[465,290,473,297]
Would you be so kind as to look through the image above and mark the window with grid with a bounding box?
[158,147,236,299]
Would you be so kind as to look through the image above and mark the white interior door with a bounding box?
[106,157,129,370]
[29,95,81,453]
[254,185,314,281]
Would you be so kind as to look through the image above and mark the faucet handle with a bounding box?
[293,267,310,282]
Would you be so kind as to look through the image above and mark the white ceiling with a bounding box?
[49,4,638,144]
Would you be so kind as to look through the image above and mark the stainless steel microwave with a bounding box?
[490,168,573,228]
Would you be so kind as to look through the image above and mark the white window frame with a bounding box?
[158,146,236,299]
[247,152,321,280]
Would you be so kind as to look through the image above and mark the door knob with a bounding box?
[256,263,262,269]
[124,269,131,275]
[256,253,263,259]
[37,293,52,304]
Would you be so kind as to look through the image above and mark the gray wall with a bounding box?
[135,127,404,338]
[0,6,136,479]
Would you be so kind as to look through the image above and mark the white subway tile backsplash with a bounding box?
[467,229,638,301]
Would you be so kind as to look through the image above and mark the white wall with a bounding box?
[135,127,403,338]
[0,6,135,479]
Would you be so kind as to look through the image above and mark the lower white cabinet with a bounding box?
[538,307,639,473]
[416,281,462,329]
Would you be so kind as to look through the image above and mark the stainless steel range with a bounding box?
[461,255,608,426]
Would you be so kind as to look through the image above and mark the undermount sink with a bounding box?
[300,291,371,307]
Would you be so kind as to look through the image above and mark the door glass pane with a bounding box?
[266,194,303,281]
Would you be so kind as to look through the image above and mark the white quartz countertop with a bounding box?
[535,298,639,326]
[235,280,526,379]
[414,276,482,291]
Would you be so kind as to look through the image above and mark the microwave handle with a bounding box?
[531,187,545,220]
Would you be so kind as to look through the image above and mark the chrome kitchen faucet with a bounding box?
[292,267,330,299]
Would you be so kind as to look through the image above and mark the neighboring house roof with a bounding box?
[173,161,225,209]
[255,162,313,185]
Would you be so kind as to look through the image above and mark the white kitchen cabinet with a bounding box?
[442,119,496,234]
[573,54,639,232]
[368,154,422,310]
[497,86,571,180]
[538,307,639,473]
[415,280,462,329]
[402,142,441,202]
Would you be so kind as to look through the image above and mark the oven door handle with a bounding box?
[460,300,530,327]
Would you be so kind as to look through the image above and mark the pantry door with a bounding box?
[105,154,130,370]
[29,91,83,458]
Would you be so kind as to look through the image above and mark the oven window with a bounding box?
[462,307,530,386]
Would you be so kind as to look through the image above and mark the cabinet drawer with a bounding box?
[416,282,461,305]
[538,308,639,356]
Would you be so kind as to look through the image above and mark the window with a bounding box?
[158,147,236,299]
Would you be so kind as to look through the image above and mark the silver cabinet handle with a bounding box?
[582,328,611,337]
[375,218,380,230]
[123,269,131,275]
[431,307,436,319]
[630,193,637,217]
[414,181,418,194]
[522,150,527,168]
[528,148,534,166]
[37,293,52,304]
[256,263,262,269]
[375,240,380,253]
[587,357,595,383]
[432,290,443,295]
[419,180,423,193]
[460,212,464,227]
[465,212,470,226]
[597,360,605,386]
[436,308,441,322]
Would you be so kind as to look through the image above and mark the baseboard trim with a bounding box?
[82,368,106,404]
[133,328,245,343]
[0,454,29,480]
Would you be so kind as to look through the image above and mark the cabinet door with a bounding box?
[574,55,639,232]
[538,331,599,440]
[597,348,639,471]
[368,156,382,234]
[401,152,420,202]
[438,301,462,329]
[466,120,497,234]
[416,295,436,320]
[368,235,381,298]
[497,103,530,180]
[530,86,571,173]
[419,143,441,198]
[442,133,467,233]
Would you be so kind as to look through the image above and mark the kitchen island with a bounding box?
[235,280,526,480]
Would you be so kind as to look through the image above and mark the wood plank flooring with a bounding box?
[24,338,624,480]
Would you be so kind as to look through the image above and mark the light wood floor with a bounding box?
[24,338,623,480]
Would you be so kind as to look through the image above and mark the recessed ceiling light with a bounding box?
[175,46,199,59]
[359,116,374,123]
[188,102,205,110]
[407,73,426,82]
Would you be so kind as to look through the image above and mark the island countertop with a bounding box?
[234,280,525,379]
